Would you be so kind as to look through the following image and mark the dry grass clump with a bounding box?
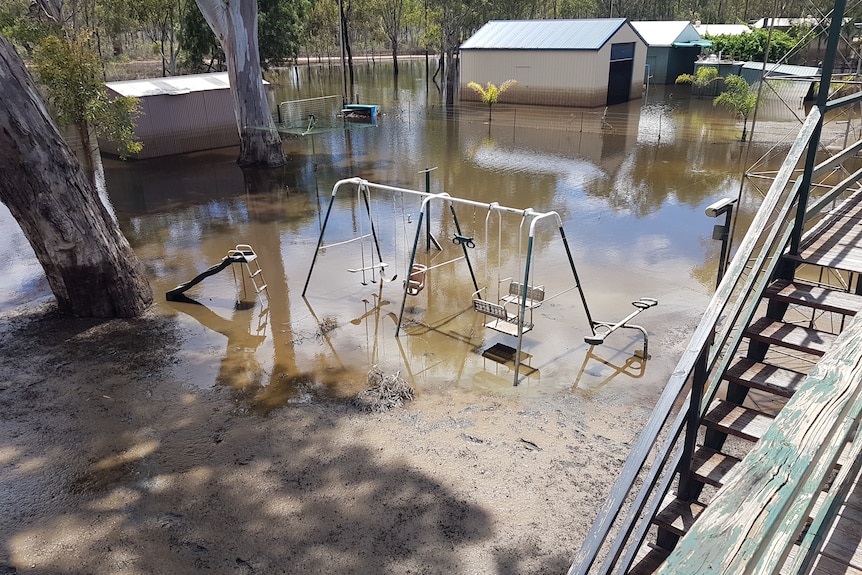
[353,367,414,412]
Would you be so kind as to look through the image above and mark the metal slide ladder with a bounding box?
[229,244,269,300]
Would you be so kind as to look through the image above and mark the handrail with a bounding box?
[659,314,862,573]
[567,107,823,575]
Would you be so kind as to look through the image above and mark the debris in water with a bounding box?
[353,367,414,412]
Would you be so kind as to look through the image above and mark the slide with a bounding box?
[166,256,240,301]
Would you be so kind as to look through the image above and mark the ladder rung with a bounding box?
[255,284,268,293]
[250,269,262,278]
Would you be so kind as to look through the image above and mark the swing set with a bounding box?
[303,177,658,385]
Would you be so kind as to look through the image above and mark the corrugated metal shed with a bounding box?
[740,61,820,78]
[460,19,647,107]
[631,21,707,84]
[101,72,256,159]
[738,62,819,119]
[460,19,631,50]
[105,72,235,98]
[631,21,701,47]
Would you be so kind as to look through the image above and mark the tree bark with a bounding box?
[195,0,286,168]
[0,34,153,318]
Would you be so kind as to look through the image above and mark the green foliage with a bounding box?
[179,0,223,72]
[713,75,758,141]
[706,28,797,63]
[32,33,142,157]
[676,66,720,88]
[181,0,310,71]
[0,0,61,51]
[259,0,311,69]
[467,79,517,121]
[714,75,757,118]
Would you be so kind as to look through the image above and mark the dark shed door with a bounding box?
[607,42,635,106]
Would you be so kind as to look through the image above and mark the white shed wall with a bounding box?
[460,26,646,107]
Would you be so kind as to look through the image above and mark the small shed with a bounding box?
[631,21,710,84]
[100,72,258,159]
[459,19,648,108]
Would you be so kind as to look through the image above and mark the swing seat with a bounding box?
[473,299,533,336]
[405,264,427,296]
[347,262,389,273]
[501,282,545,309]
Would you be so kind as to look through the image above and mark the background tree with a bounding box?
[32,32,142,174]
[257,0,310,70]
[379,0,407,76]
[0,33,153,317]
[714,74,758,141]
[194,0,286,168]
[706,28,797,62]
[127,0,189,76]
[180,0,224,72]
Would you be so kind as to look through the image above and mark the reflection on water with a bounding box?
[1,60,803,410]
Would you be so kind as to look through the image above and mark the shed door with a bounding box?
[607,42,635,106]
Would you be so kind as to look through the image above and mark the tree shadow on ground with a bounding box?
[0,307,493,574]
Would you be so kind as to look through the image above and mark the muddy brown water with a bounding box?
[1,60,803,409]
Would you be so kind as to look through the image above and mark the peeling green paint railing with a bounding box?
[658,314,862,574]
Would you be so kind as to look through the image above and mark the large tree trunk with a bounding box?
[0,34,153,317]
[195,0,285,168]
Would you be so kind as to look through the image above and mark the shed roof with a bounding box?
[105,72,265,98]
[631,21,702,46]
[740,61,820,78]
[694,23,751,37]
[460,19,634,50]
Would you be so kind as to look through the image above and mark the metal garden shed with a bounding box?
[459,19,648,108]
[631,21,711,84]
[100,72,260,159]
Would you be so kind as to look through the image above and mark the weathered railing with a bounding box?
[658,312,862,573]
[568,6,862,569]
[567,105,824,575]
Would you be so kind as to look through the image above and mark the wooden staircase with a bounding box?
[630,275,862,574]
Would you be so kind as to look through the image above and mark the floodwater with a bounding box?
[0,60,811,409]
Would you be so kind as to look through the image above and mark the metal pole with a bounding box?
[449,204,479,292]
[788,0,846,259]
[716,206,733,289]
[303,192,338,297]
[513,234,533,386]
[396,210,425,337]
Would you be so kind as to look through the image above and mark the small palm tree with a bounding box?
[676,66,721,98]
[466,80,518,123]
[714,75,758,141]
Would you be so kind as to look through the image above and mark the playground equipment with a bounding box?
[166,244,269,304]
[303,177,658,385]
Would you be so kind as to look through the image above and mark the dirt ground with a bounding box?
[0,300,655,575]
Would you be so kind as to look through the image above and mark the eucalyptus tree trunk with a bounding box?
[194,0,286,168]
[0,35,153,317]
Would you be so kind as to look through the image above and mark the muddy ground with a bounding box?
[0,300,654,575]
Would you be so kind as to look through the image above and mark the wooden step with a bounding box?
[627,544,670,575]
[702,399,775,442]
[765,279,862,316]
[653,497,706,537]
[690,446,742,488]
[724,358,809,399]
[744,318,836,356]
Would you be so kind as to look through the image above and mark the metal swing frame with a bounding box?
[302,177,657,385]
